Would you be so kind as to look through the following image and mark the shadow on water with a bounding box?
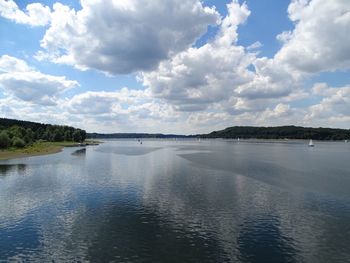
[96,146,162,156]
[0,164,26,176]
[68,190,229,263]
[178,148,350,199]
[86,207,228,262]
[237,216,298,263]
[71,148,86,157]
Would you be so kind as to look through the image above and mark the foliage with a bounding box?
[202,126,350,140]
[0,118,87,150]
[12,137,25,148]
[0,131,11,149]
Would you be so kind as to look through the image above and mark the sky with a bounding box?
[0,0,349,134]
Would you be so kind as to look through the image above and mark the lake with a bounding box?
[0,139,349,262]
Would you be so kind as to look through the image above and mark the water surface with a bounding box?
[0,139,349,262]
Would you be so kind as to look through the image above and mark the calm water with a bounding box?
[0,139,350,262]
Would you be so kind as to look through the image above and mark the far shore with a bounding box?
[0,140,101,161]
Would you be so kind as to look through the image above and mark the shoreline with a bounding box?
[0,140,101,161]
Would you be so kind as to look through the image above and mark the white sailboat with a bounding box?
[308,139,314,147]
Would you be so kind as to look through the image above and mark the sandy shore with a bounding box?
[0,140,101,160]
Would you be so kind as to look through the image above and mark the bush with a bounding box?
[12,137,26,148]
[72,130,82,142]
[0,131,11,149]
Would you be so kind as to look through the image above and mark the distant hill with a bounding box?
[87,132,194,139]
[201,126,350,140]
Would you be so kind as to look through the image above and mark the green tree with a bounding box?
[53,129,63,142]
[12,137,25,148]
[0,131,11,149]
[8,126,26,139]
[64,130,72,141]
[79,129,86,142]
[35,127,45,140]
[72,130,82,142]
[43,126,55,141]
[24,128,34,144]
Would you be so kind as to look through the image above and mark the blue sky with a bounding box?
[0,0,349,133]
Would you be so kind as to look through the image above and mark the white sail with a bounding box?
[308,139,314,147]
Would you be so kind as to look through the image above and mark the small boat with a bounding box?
[308,139,314,147]
[345,140,348,143]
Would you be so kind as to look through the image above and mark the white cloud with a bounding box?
[234,57,302,100]
[37,0,219,75]
[0,54,32,72]
[62,88,182,132]
[0,0,51,26]
[246,41,262,51]
[67,91,122,115]
[0,55,78,105]
[142,0,305,115]
[305,84,350,126]
[1,0,349,132]
[276,31,292,43]
[259,103,293,120]
[275,0,350,73]
[66,88,148,115]
[142,1,254,112]
[141,0,350,130]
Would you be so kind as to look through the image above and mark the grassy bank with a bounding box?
[0,140,101,160]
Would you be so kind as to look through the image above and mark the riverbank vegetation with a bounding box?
[0,118,86,150]
[0,118,89,159]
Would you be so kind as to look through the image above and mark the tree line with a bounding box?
[202,126,350,140]
[0,118,86,149]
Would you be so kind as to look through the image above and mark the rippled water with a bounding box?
[0,139,349,262]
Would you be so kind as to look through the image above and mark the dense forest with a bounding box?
[0,118,86,149]
[202,126,350,140]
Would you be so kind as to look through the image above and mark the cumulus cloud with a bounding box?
[142,0,255,111]
[0,55,78,105]
[246,41,262,51]
[37,0,219,75]
[1,0,349,132]
[141,0,350,128]
[64,88,180,127]
[142,0,305,114]
[275,0,350,73]
[0,0,51,26]
[66,88,147,115]
[305,83,350,124]
[0,54,32,72]
[57,86,197,133]
[234,57,302,100]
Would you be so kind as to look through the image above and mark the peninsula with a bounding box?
[0,118,91,160]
